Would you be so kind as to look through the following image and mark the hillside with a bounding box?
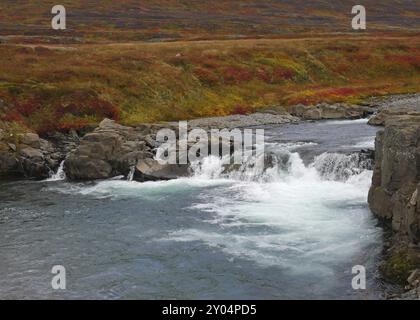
[0,35,419,133]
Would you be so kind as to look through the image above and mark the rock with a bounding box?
[368,115,420,243]
[368,111,388,126]
[65,157,112,180]
[302,108,322,120]
[368,106,420,126]
[144,134,159,149]
[0,151,20,176]
[289,104,306,117]
[133,158,191,181]
[187,112,299,130]
[289,103,371,120]
[65,118,154,181]
[319,104,346,119]
[20,147,43,160]
[19,146,51,178]
[0,110,71,179]
[0,126,63,179]
[407,269,420,287]
[7,143,16,152]
[21,133,41,149]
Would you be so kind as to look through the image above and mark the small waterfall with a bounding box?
[312,152,373,181]
[47,161,66,181]
[127,166,135,182]
[191,149,299,182]
[191,148,373,183]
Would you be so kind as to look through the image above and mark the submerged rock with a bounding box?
[133,158,191,181]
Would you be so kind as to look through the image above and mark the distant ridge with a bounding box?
[0,0,418,43]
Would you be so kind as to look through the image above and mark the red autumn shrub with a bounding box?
[56,98,120,121]
[222,66,253,85]
[256,68,271,83]
[232,104,252,115]
[272,68,295,82]
[385,54,420,67]
[57,118,90,131]
[14,99,42,117]
[0,111,23,123]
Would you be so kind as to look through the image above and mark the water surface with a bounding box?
[0,119,387,299]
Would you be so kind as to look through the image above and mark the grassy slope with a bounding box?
[0,35,419,133]
[0,1,419,133]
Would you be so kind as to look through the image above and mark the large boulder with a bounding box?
[65,119,154,181]
[318,104,346,119]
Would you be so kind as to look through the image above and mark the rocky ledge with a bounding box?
[367,104,420,298]
[369,115,420,242]
[0,120,78,179]
[288,102,375,120]
[64,118,201,181]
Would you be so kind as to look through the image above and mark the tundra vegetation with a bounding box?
[0,0,418,134]
[0,37,419,134]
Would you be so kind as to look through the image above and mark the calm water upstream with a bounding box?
[0,119,390,299]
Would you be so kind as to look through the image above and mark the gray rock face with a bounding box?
[0,128,63,179]
[368,115,420,243]
[65,119,154,181]
[0,151,20,176]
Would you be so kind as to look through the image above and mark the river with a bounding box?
[0,118,392,299]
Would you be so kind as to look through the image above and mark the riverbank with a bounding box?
[0,97,381,180]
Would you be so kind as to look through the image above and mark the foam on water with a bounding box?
[324,118,369,125]
[160,148,379,271]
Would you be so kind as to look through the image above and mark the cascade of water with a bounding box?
[127,166,136,182]
[191,146,372,183]
[312,152,373,181]
[47,161,66,181]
